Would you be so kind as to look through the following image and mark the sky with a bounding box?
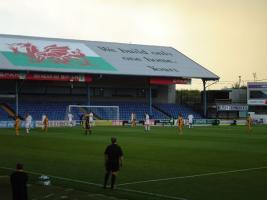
[0,0,266,90]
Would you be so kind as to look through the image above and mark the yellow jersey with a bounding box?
[178,116,183,126]
[15,118,20,128]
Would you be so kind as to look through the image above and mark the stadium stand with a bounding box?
[0,107,10,120]
[155,103,202,119]
[0,34,219,124]
[18,103,68,120]
[92,102,169,120]
[0,101,201,121]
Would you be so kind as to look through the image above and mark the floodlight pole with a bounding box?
[15,81,19,115]
[202,79,207,118]
[147,85,152,115]
[87,84,91,106]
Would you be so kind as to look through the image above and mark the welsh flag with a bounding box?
[0,38,116,72]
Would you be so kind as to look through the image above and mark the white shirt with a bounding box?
[131,113,136,121]
[89,112,94,122]
[25,115,32,124]
[68,113,73,121]
[42,115,46,123]
[188,114,194,123]
[145,114,150,125]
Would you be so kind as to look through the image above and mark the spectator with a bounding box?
[10,163,28,200]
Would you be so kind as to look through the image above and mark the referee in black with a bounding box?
[103,137,123,189]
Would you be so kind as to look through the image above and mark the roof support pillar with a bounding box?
[202,79,207,118]
[147,85,152,116]
[87,84,91,106]
[15,80,19,115]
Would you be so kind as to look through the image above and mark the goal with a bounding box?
[67,105,120,120]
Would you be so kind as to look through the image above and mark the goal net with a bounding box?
[67,105,120,121]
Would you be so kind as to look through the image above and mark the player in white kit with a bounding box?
[144,112,150,131]
[188,114,194,128]
[67,112,74,127]
[41,114,46,130]
[89,112,94,127]
[25,113,32,134]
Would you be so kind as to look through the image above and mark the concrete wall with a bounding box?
[229,89,247,103]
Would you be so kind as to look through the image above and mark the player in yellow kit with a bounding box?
[131,112,136,127]
[247,114,253,131]
[177,114,184,135]
[43,115,49,132]
[14,116,20,136]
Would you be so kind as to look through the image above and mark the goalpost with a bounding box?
[67,105,120,121]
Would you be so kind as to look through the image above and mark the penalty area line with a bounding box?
[117,166,267,186]
[0,166,188,200]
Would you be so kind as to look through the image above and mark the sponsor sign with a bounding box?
[248,83,267,88]
[0,71,92,82]
[112,120,123,126]
[150,78,191,85]
[217,104,248,111]
[25,73,92,82]
[0,71,21,80]
[219,120,246,125]
[94,120,113,126]
[0,121,36,128]
[35,120,76,128]
[247,100,267,105]
[193,119,218,126]
[0,121,15,128]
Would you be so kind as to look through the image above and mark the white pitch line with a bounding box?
[0,166,187,200]
[64,188,74,192]
[0,166,102,187]
[118,187,188,200]
[42,193,55,199]
[117,166,267,186]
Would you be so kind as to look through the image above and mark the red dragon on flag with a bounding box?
[8,42,90,65]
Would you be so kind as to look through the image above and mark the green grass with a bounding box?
[0,125,267,200]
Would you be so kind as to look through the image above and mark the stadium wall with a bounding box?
[229,89,247,103]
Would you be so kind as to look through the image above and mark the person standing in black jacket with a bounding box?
[10,163,28,200]
[103,137,123,189]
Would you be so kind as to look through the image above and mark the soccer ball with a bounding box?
[38,175,51,186]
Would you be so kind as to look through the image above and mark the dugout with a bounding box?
[0,34,219,118]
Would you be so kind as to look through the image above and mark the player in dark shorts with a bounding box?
[84,115,92,135]
[103,137,123,189]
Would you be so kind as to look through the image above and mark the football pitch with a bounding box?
[0,125,267,200]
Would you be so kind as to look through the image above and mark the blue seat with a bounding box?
[0,101,201,121]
